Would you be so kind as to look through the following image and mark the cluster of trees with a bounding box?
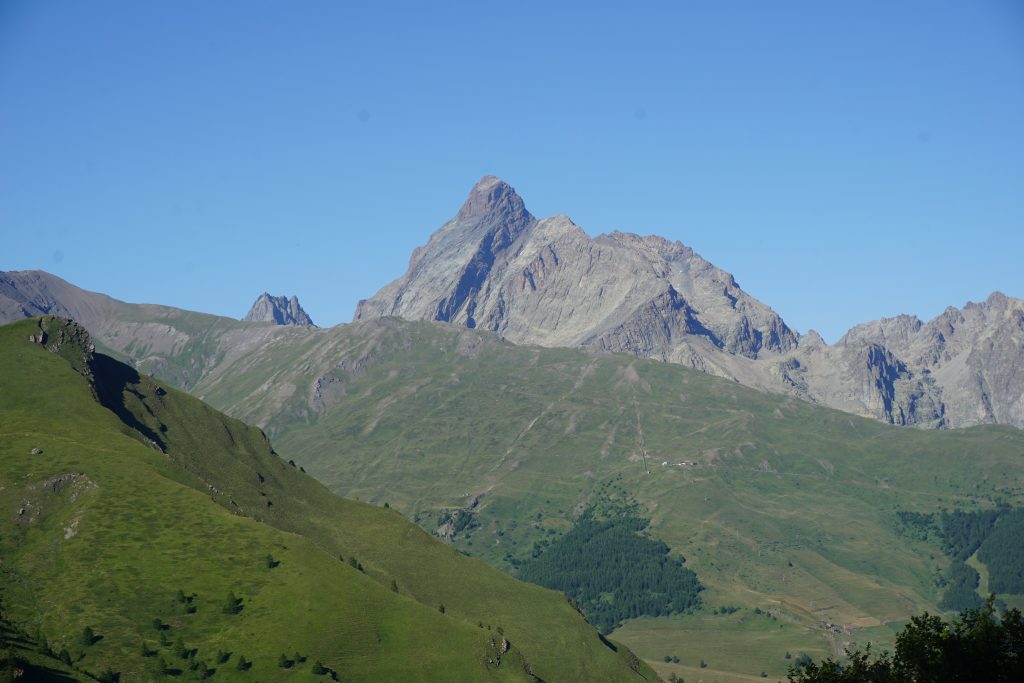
[976,508,1024,594]
[518,509,702,633]
[788,598,1023,682]
[939,562,984,612]
[897,506,1024,611]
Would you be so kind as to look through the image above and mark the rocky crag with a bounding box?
[243,293,315,326]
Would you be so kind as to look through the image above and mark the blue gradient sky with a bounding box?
[2,1,1022,341]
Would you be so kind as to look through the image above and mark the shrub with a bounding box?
[223,591,243,614]
[97,667,120,683]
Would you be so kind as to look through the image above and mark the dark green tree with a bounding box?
[97,667,120,683]
[222,591,243,614]
[788,598,1024,683]
[156,655,171,675]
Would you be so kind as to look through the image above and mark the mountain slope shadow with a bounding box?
[90,353,167,452]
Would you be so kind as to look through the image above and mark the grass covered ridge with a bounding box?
[0,317,654,682]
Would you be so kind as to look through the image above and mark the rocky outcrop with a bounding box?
[828,292,1024,428]
[243,293,315,326]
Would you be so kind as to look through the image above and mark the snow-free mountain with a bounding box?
[355,176,1024,429]
[1,177,1021,429]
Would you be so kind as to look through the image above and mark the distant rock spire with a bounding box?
[243,293,315,326]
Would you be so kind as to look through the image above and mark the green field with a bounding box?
[0,316,655,682]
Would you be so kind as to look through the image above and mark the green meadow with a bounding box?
[0,317,654,682]
[174,319,1024,680]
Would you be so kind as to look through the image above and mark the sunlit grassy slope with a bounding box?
[178,318,1024,679]
[0,317,655,682]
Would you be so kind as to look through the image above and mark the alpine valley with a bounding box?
[2,178,1023,682]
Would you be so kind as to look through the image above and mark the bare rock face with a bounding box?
[354,177,1024,430]
[243,293,315,326]
[1,270,84,322]
[355,176,799,363]
[830,292,1024,428]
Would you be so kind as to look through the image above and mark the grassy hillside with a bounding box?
[171,318,1024,680]
[6,280,1024,680]
[0,317,655,682]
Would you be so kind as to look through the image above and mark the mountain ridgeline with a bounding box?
[2,171,1023,431]
[354,176,1024,430]
[0,316,654,682]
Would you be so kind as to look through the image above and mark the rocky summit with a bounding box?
[355,176,1024,429]
[355,176,799,361]
[243,292,315,326]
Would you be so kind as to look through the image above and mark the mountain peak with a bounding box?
[456,175,527,221]
[243,293,315,326]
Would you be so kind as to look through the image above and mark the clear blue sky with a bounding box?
[1,1,1022,342]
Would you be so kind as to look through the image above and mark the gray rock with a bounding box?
[356,177,798,363]
[243,293,315,326]
[354,177,1023,430]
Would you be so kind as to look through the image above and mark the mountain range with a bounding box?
[2,178,1020,431]
[354,176,1024,430]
